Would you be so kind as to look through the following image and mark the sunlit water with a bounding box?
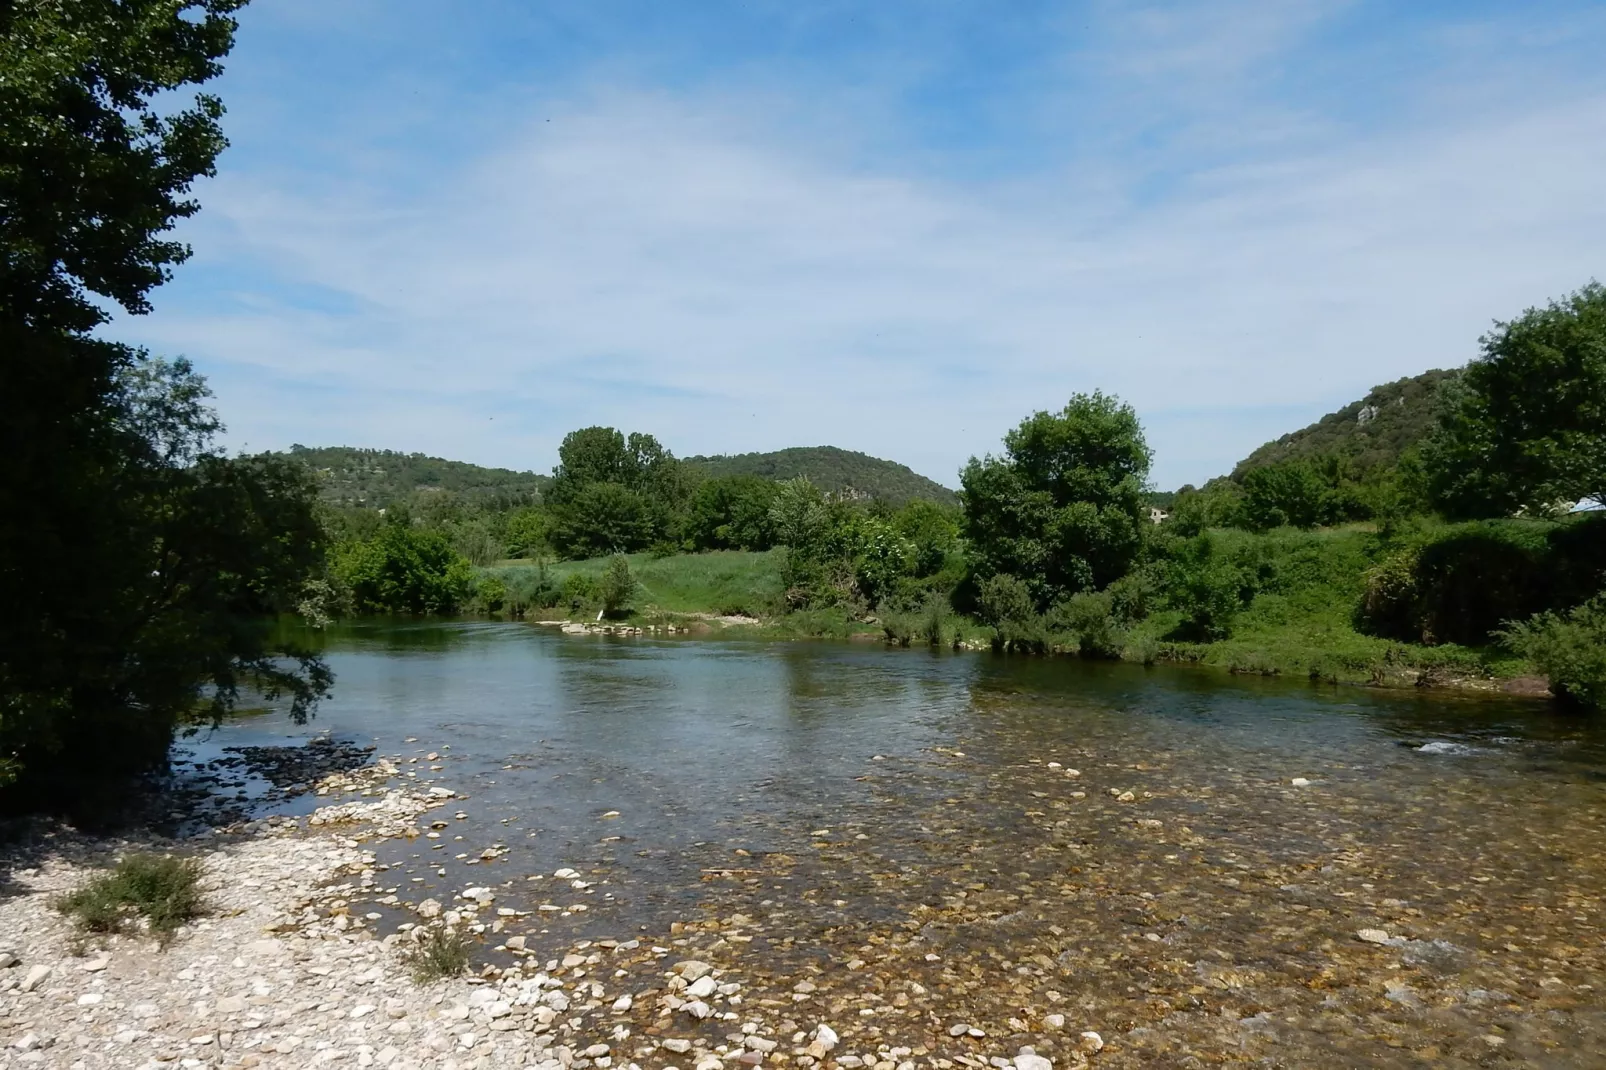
[189,622,1606,1067]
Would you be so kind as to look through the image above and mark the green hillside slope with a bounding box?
[284,445,549,509]
[685,446,957,505]
[1232,369,1461,479]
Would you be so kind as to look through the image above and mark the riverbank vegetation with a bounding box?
[302,285,1606,708]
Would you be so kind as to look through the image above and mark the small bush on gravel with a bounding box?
[55,854,204,944]
[405,926,472,982]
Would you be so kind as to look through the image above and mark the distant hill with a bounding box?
[1231,369,1461,479]
[283,445,549,509]
[685,446,957,506]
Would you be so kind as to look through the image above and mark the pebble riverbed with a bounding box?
[2,716,1603,1070]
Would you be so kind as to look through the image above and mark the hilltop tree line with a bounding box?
[318,424,967,619]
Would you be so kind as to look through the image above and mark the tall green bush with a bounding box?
[598,555,637,618]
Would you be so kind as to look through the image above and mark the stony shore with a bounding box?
[0,759,1099,1070]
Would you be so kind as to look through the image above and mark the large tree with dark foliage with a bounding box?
[960,392,1152,611]
[1425,282,1606,518]
[1,0,330,803]
[546,427,692,557]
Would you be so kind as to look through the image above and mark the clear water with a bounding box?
[197,622,1606,1067]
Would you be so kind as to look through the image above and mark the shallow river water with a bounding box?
[198,622,1606,1068]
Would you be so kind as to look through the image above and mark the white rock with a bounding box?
[81,954,110,972]
[1014,1048,1053,1070]
[1291,777,1312,787]
[1079,1032,1104,1054]
[661,1038,692,1053]
[19,964,49,992]
[611,994,633,1012]
[1355,928,1392,945]
[1043,1014,1065,1030]
[682,1000,712,1019]
[685,975,717,999]
[949,1023,971,1037]
[674,960,713,981]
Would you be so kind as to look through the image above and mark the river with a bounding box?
[187,621,1606,1068]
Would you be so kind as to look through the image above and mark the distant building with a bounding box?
[1149,507,1169,524]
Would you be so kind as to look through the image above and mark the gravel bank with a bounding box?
[0,760,1092,1070]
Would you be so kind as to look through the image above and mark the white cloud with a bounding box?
[124,69,1606,489]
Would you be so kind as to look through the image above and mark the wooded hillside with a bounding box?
[1232,369,1460,479]
[685,446,957,505]
[284,445,549,509]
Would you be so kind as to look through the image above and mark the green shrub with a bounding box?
[404,925,473,983]
[475,576,507,614]
[976,573,1034,629]
[1046,592,1125,658]
[55,854,204,944]
[917,592,953,646]
[1498,595,1606,708]
[1164,536,1253,641]
[561,572,599,613]
[598,554,636,618]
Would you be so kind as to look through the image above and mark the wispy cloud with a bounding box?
[117,1,1606,488]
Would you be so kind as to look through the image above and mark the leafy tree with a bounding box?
[1,0,245,331]
[0,344,328,793]
[1167,481,1244,537]
[892,500,961,578]
[855,516,915,608]
[1163,533,1260,641]
[768,477,832,551]
[0,1,338,802]
[546,427,690,555]
[333,524,477,615]
[961,392,1152,610]
[1239,461,1331,530]
[550,482,655,559]
[1425,282,1606,517]
[685,475,778,551]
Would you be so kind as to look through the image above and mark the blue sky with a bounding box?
[114,0,1606,489]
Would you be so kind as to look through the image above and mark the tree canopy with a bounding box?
[1425,282,1606,518]
[0,0,340,802]
[960,392,1151,611]
[0,0,245,331]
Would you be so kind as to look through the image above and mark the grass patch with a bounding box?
[404,925,472,983]
[54,853,204,944]
[496,549,785,619]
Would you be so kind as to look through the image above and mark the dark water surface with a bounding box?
[198,622,1606,1067]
